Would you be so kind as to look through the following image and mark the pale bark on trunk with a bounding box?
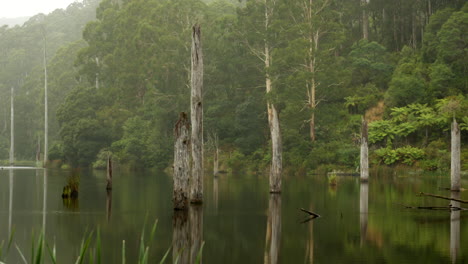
[173,210,190,264]
[189,205,203,263]
[450,191,460,263]
[360,118,369,182]
[450,119,461,191]
[106,155,113,190]
[190,25,204,203]
[95,57,99,89]
[265,0,282,193]
[360,183,368,246]
[264,194,281,264]
[36,136,41,165]
[411,10,417,48]
[9,87,14,165]
[43,35,49,166]
[174,112,191,210]
[361,0,369,40]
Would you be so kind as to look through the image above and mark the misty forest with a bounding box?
[0,0,467,263]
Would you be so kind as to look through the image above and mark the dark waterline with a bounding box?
[0,169,467,263]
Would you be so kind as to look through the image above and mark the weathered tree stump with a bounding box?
[173,112,191,210]
[360,118,369,182]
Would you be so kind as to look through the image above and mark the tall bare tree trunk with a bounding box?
[173,210,190,264]
[264,194,281,264]
[265,0,282,193]
[106,154,113,190]
[450,191,460,263]
[36,135,41,166]
[361,0,369,40]
[451,119,461,191]
[9,87,14,165]
[43,35,49,166]
[174,112,191,210]
[190,25,204,203]
[411,10,417,48]
[360,118,369,182]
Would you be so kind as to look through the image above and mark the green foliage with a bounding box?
[111,116,171,169]
[56,86,111,167]
[375,146,425,166]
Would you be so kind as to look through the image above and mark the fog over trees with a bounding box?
[0,0,466,173]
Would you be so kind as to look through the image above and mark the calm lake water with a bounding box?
[0,168,467,263]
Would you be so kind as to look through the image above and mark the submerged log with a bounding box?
[360,118,369,182]
[190,24,204,203]
[418,192,468,204]
[173,112,191,210]
[300,208,321,218]
[451,119,461,191]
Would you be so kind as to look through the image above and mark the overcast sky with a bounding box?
[0,0,78,18]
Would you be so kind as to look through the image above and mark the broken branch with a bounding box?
[300,208,321,218]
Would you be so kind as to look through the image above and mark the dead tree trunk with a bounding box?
[451,119,461,191]
[212,133,219,176]
[43,33,49,166]
[106,154,113,190]
[9,87,14,166]
[190,25,204,204]
[174,112,191,210]
[360,118,369,182]
[361,0,369,40]
[264,0,282,193]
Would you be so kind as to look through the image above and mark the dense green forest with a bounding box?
[0,0,466,174]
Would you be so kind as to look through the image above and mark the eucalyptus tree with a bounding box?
[238,0,283,192]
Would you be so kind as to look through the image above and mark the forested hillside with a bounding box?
[0,0,466,173]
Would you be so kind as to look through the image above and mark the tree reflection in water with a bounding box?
[264,194,281,264]
[450,191,460,264]
[172,205,204,263]
[360,182,369,246]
